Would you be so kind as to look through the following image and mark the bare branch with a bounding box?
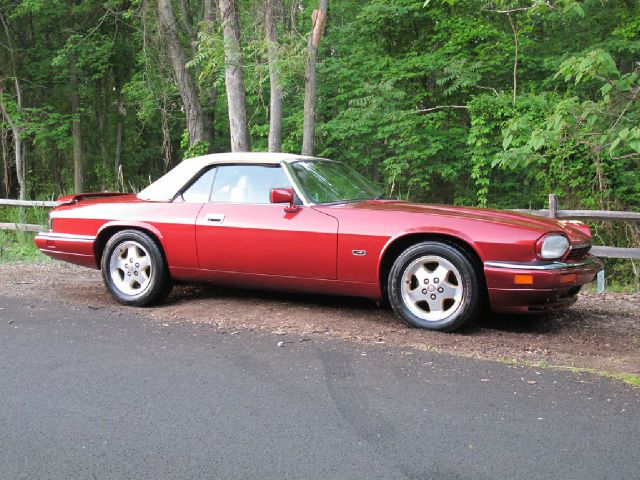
[484,6,532,13]
[477,85,500,96]
[413,105,468,113]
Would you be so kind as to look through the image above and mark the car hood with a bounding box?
[330,200,591,243]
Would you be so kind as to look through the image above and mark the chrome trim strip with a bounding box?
[36,232,96,242]
[485,257,598,271]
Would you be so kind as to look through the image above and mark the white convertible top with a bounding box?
[137,152,316,202]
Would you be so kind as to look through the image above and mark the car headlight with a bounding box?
[536,234,570,260]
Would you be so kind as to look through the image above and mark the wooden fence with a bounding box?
[512,194,640,260]
[0,199,59,232]
[1,194,639,260]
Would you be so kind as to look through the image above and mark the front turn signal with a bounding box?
[514,274,534,285]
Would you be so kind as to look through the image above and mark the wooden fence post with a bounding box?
[549,193,558,218]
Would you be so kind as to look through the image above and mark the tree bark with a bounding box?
[265,0,282,152]
[0,98,25,200]
[98,76,109,189]
[160,102,172,170]
[70,58,83,193]
[301,0,327,156]
[66,0,84,193]
[508,13,518,105]
[203,0,218,149]
[114,96,124,182]
[177,0,194,44]
[219,0,251,152]
[157,0,210,148]
[1,128,9,198]
[0,105,25,201]
[204,0,217,22]
[0,12,26,200]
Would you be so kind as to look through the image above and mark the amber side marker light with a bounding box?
[514,274,534,285]
[560,273,577,284]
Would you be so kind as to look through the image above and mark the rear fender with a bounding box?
[95,221,165,266]
[97,220,164,242]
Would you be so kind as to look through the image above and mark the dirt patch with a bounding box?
[1,262,638,376]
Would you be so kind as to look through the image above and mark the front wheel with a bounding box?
[388,241,481,332]
[101,229,172,306]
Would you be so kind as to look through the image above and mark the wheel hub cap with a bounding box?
[401,255,464,322]
[109,241,152,296]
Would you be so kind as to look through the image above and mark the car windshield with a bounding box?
[289,160,384,204]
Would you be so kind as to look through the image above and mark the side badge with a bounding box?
[352,250,367,256]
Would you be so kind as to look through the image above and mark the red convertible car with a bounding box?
[35,153,602,331]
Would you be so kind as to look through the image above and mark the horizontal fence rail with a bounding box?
[512,194,640,260]
[0,198,60,232]
[590,246,640,260]
[0,222,43,232]
[0,199,60,208]
[511,209,640,223]
[1,195,638,260]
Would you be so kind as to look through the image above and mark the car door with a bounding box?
[192,163,338,279]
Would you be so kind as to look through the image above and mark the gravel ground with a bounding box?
[1,262,638,377]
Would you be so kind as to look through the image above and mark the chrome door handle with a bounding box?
[205,213,225,224]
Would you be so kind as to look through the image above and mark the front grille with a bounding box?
[565,243,591,261]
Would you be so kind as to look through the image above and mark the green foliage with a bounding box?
[0,230,43,261]
[0,206,50,261]
[0,0,638,283]
[182,137,210,159]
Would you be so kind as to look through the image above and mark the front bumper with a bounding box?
[484,256,603,314]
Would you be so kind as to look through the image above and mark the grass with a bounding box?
[553,366,640,388]
[496,356,640,388]
[0,230,46,262]
[582,282,639,294]
[0,206,49,262]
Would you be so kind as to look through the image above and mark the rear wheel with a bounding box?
[388,241,480,332]
[101,229,172,306]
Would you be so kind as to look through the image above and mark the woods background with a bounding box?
[0,0,638,281]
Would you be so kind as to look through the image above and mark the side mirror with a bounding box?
[270,187,298,213]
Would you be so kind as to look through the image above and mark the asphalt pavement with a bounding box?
[0,294,638,480]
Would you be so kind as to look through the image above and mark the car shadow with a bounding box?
[163,282,582,337]
[167,282,382,311]
[472,312,567,335]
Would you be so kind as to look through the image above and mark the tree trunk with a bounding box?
[66,0,84,193]
[0,96,25,203]
[160,103,172,170]
[70,61,83,193]
[204,0,217,22]
[0,101,26,200]
[177,0,194,44]
[157,0,210,148]
[508,13,518,105]
[114,99,124,183]
[265,0,282,152]
[301,0,327,157]
[13,127,24,200]
[98,76,109,189]
[0,12,26,200]
[1,128,9,198]
[203,0,218,149]
[219,0,251,152]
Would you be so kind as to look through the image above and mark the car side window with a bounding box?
[181,168,216,203]
[209,165,292,204]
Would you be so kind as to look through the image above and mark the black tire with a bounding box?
[388,241,481,332]
[101,229,173,306]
